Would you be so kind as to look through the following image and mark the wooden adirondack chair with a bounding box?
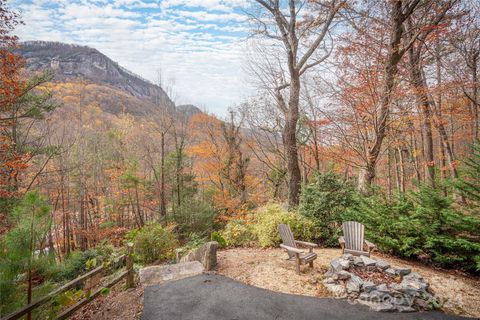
[278,224,318,274]
[338,221,376,257]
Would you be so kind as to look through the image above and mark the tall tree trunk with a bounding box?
[472,55,479,140]
[411,131,422,183]
[160,132,166,220]
[430,46,460,183]
[135,185,144,227]
[27,204,37,320]
[175,137,183,209]
[398,147,406,193]
[393,148,401,192]
[435,44,448,195]
[408,48,436,187]
[358,1,405,193]
[78,89,87,251]
[284,75,301,208]
[387,149,393,198]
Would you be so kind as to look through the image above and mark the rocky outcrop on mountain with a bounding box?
[18,41,174,111]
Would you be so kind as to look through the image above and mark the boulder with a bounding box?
[397,306,416,313]
[358,292,371,301]
[353,256,365,267]
[400,278,428,292]
[324,283,347,297]
[337,270,352,280]
[362,281,376,293]
[330,257,350,272]
[341,253,354,261]
[330,258,342,272]
[402,273,427,290]
[375,283,389,293]
[413,297,430,310]
[346,274,363,293]
[385,268,397,276]
[323,277,336,284]
[360,255,376,266]
[376,260,390,270]
[357,300,396,312]
[371,302,396,312]
[178,241,218,271]
[405,272,423,280]
[396,268,411,276]
[324,255,433,313]
[139,261,204,286]
[367,290,390,302]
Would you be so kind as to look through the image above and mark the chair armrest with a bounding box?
[295,240,318,248]
[280,244,303,254]
[339,236,345,253]
[364,240,376,249]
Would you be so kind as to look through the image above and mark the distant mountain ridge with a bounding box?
[176,104,203,118]
[18,41,178,116]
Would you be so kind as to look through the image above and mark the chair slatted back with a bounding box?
[278,224,297,259]
[342,221,364,251]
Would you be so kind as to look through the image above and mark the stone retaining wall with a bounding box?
[176,241,218,271]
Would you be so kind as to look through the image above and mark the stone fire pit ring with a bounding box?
[323,254,436,312]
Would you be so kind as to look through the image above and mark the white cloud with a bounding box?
[160,0,241,13]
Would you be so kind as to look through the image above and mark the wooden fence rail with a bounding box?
[56,270,128,320]
[1,245,134,320]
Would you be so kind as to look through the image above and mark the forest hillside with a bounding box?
[1,0,479,319]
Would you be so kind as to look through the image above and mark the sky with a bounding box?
[12,0,252,117]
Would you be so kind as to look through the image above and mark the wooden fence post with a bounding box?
[126,242,134,288]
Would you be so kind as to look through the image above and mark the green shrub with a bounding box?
[222,219,256,247]
[253,203,319,248]
[52,249,99,281]
[131,223,178,264]
[176,233,207,257]
[174,199,218,238]
[210,231,226,248]
[348,186,480,272]
[299,172,356,246]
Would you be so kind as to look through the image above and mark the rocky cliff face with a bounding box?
[19,41,173,109]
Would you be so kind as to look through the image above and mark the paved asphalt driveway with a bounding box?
[142,274,470,320]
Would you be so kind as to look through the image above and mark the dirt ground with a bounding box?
[217,248,480,319]
[70,285,144,320]
[71,247,480,319]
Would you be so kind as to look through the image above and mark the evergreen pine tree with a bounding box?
[0,191,52,316]
[456,141,480,205]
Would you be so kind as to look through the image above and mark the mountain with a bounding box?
[18,41,175,117]
[176,104,203,118]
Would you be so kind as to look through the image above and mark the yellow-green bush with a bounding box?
[253,203,319,248]
[222,220,256,247]
[128,223,178,263]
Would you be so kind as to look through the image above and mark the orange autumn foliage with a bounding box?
[187,112,266,219]
[0,2,27,200]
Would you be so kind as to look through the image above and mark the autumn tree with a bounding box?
[0,0,24,208]
[220,111,250,206]
[248,0,345,207]
[449,1,480,140]
[404,0,459,188]
[188,112,264,218]
[239,96,288,200]
[0,1,56,227]
[338,0,457,193]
